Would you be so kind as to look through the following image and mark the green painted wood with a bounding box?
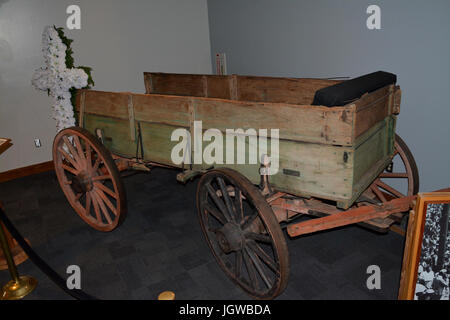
[140,122,185,168]
[83,114,138,158]
[75,88,397,209]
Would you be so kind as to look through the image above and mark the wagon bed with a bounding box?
[75,72,401,209]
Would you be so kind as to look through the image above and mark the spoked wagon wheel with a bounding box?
[197,168,289,299]
[53,127,126,232]
[369,134,419,203]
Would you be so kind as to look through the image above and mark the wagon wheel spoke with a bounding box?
[92,156,101,173]
[244,246,273,289]
[93,181,118,199]
[91,192,102,223]
[92,191,112,224]
[217,177,236,222]
[62,164,78,176]
[206,183,232,223]
[95,188,117,216]
[62,136,81,164]
[58,147,80,170]
[92,175,112,182]
[234,188,244,223]
[242,212,259,230]
[204,203,227,225]
[376,180,405,198]
[371,184,387,203]
[242,248,259,290]
[235,250,243,279]
[247,240,277,272]
[245,231,272,244]
[73,135,86,163]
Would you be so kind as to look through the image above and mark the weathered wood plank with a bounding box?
[133,94,190,127]
[194,98,354,146]
[353,119,389,187]
[352,85,392,137]
[216,137,354,203]
[144,72,341,104]
[84,114,137,158]
[140,122,184,168]
[206,75,231,99]
[145,73,205,97]
[143,73,153,94]
[237,76,341,105]
[393,86,401,115]
[76,89,129,119]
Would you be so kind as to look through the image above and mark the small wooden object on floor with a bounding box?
[158,291,175,300]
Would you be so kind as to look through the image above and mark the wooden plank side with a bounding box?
[143,72,341,104]
[393,86,402,115]
[83,114,137,158]
[146,73,205,97]
[348,116,397,207]
[140,122,184,168]
[216,138,353,202]
[132,94,190,128]
[75,90,129,120]
[78,89,355,146]
[194,98,354,146]
[273,139,353,201]
[352,118,388,186]
[143,73,153,94]
[206,75,231,99]
[237,76,341,105]
[352,85,392,137]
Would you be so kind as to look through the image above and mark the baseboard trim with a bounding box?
[0,161,54,183]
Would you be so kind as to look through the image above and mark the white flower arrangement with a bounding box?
[32,26,91,132]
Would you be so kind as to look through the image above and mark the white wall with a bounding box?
[0,0,212,172]
[207,0,450,192]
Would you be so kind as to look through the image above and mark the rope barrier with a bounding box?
[0,207,98,300]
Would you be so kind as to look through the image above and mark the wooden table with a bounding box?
[0,138,29,270]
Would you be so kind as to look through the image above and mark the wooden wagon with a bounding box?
[52,71,419,299]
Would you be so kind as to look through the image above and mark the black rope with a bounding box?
[0,207,98,300]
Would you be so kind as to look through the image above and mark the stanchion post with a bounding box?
[0,207,37,300]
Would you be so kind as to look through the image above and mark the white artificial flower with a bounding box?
[32,26,89,132]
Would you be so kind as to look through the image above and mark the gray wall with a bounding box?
[0,0,211,172]
[208,0,450,192]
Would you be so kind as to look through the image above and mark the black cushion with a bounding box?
[312,71,397,107]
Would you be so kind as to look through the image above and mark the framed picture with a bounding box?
[398,191,450,300]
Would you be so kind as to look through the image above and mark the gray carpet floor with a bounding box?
[0,168,406,300]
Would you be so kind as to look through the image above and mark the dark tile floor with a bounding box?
[0,168,406,300]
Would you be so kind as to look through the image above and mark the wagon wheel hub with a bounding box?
[71,171,93,194]
[216,223,244,254]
